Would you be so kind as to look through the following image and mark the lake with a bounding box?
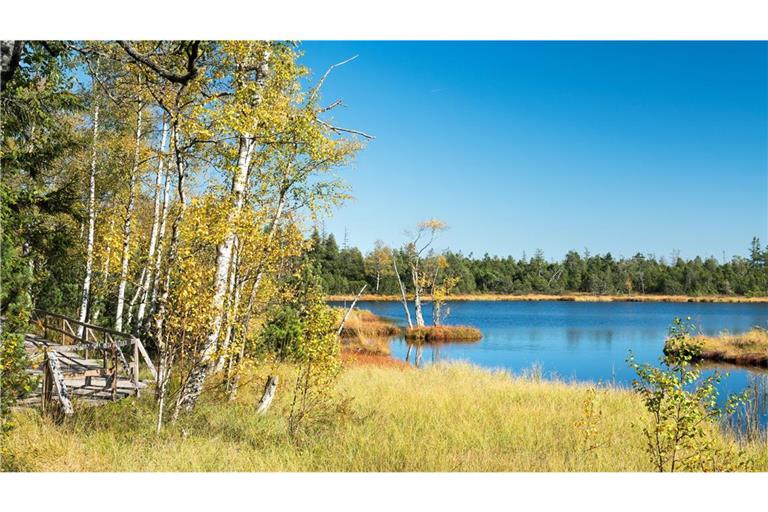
[340,300,768,428]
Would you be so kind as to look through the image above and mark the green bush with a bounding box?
[628,317,752,471]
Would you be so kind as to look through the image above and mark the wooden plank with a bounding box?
[134,338,157,381]
[35,310,135,339]
[111,345,117,401]
[46,351,74,415]
[133,340,140,396]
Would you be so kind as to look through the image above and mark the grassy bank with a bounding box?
[4,362,766,472]
[668,328,768,368]
[328,293,768,303]
[405,325,483,342]
[337,308,400,356]
[337,309,401,340]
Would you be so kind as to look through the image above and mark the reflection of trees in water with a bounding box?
[565,328,615,346]
[402,341,446,367]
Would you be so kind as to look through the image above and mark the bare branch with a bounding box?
[319,99,343,113]
[317,119,375,140]
[308,54,358,104]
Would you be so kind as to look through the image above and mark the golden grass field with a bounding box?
[4,362,767,472]
[328,293,768,303]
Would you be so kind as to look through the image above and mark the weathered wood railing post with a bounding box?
[45,350,74,416]
[32,309,156,406]
[132,338,141,397]
[111,344,118,401]
[41,351,52,413]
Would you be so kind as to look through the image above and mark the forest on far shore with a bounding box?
[309,230,768,297]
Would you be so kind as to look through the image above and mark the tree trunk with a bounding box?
[137,116,169,327]
[410,264,425,327]
[392,254,413,328]
[115,107,143,332]
[148,127,173,324]
[228,190,287,400]
[176,134,254,414]
[126,267,147,330]
[337,284,367,336]
[214,244,241,373]
[153,119,186,402]
[256,375,278,414]
[77,101,99,336]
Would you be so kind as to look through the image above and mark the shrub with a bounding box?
[628,317,753,472]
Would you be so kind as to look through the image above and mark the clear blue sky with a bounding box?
[298,41,767,261]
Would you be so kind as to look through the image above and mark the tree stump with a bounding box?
[256,375,278,415]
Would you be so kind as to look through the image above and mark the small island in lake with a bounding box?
[666,327,768,368]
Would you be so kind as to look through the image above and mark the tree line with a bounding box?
[309,230,768,297]
[1,41,368,434]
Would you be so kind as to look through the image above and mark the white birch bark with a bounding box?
[115,107,143,332]
[392,254,413,328]
[410,264,425,327]
[176,134,254,412]
[137,116,169,326]
[77,101,99,336]
[126,266,147,330]
[154,120,186,404]
[148,127,173,320]
[227,190,286,400]
[214,242,241,372]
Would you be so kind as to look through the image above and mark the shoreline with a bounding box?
[328,293,768,304]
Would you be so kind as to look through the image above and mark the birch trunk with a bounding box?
[228,190,286,400]
[126,267,147,330]
[137,117,169,327]
[256,376,278,414]
[153,120,186,404]
[148,128,173,322]
[77,101,99,336]
[410,264,425,327]
[115,107,143,332]
[392,254,413,328]
[176,135,254,413]
[214,244,241,372]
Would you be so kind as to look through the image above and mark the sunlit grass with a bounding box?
[404,325,482,342]
[4,363,767,471]
[688,328,768,367]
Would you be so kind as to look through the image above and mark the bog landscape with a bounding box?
[1,40,767,472]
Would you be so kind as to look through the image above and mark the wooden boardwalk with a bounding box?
[22,310,156,414]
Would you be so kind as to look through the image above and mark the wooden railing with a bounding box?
[31,309,157,388]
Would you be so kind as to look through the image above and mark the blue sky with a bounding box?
[298,41,767,260]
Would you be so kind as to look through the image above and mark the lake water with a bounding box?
[341,300,768,429]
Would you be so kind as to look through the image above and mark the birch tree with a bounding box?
[114,103,143,331]
[404,219,447,327]
[135,115,169,329]
[77,69,100,335]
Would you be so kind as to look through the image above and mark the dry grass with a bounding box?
[404,325,483,342]
[341,349,409,368]
[337,308,401,339]
[5,362,766,472]
[684,328,768,367]
[328,293,768,304]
